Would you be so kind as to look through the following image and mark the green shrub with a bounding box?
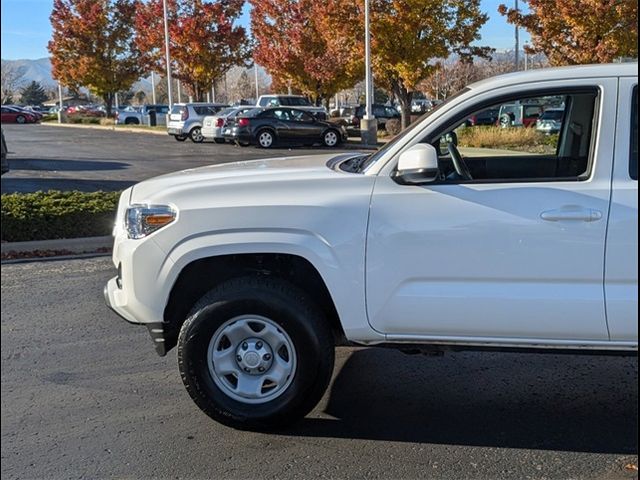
[42,113,58,122]
[1,190,121,242]
[66,115,101,124]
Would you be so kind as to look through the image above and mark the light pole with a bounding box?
[254,63,259,102]
[360,0,376,146]
[514,0,520,70]
[57,83,63,124]
[162,0,173,108]
[151,71,157,104]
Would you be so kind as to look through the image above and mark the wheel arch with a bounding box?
[162,253,347,353]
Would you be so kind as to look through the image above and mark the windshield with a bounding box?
[282,97,313,106]
[239,108,263,117]
[356,88,470,172]
[218,107,237,116]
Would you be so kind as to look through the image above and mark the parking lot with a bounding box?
[1,123,638,479]
[0,123,353,194]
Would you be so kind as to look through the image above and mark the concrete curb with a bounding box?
[1,235,113,256]
[41,122,167,135]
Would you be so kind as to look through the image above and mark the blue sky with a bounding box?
[0,0,529,60]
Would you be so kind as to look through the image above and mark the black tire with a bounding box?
[214,138,226,144]
[174,135,187,142]
[16,115,26,124]
[178,276,334,430]
[256,129,276,148]
[322,129,341,147]
[189,127,204,143]
[124,117,139,125]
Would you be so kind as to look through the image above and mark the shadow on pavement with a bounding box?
[1,178,136,193]
[285,348,638,454]
[7,158,130,172]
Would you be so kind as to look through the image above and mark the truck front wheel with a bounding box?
[177,276,334,430]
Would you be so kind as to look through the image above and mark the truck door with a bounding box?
[366,78,617,342]
[604,80,638,341]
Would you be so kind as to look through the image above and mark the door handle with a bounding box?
[540,207,602,222]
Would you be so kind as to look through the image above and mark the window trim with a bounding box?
[416,86,601,185]
[630,86,638,181]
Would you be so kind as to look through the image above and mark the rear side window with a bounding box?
[630,86,638,180]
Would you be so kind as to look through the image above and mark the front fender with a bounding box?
[154,228,383,343]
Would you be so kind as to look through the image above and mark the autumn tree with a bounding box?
[499,0,638,65]
[48,0,144,116]
[20,81,49,105]
[136,0,251,102]
[250,0,363,105]
[369,0,491,128]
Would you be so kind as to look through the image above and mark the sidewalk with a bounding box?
[41,122,167,135]
[1,236,113,262]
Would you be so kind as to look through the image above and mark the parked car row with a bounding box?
[167,96,345,148]
[461,102,566,134]
[1,105,41,123]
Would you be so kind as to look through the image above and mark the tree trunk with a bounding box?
[103,93,114,118]
[392,81,413,129]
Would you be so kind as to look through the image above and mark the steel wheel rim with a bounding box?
[259,132,273,147]
[324,131,338,146]
[16,116,25,124]
[192,128,203,142]
[207,315,297,404]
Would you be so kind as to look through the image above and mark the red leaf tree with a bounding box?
[136,0,251,102]
[48,0,144,116]
[250,0,363,105]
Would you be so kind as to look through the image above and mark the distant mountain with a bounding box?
[1,57,55,87]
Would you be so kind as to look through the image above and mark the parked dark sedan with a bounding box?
[344,104,401,132]
[223,107,347,148]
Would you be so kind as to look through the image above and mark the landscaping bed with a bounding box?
[1,190,120,242]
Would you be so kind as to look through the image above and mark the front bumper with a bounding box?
[104,279,169,356]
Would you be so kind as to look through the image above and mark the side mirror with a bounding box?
[393,143,439,185]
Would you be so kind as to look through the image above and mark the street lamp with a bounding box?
[162,0,173,108]
[254,62,259,101]
[514,0,520,70]
[360,0,377,146]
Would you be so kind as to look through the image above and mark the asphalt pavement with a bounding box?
[0,123,357,194]
[1,257,637,480]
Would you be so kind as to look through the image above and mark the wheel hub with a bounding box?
[235,337,273,375]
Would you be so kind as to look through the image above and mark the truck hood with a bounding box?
[129,152,360,203]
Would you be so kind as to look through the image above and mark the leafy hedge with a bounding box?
[1,190,120,242]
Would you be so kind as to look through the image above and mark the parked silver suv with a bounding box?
[167,103,229,142]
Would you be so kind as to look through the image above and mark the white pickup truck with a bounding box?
[256,94,328,119]
[105,63,638,430]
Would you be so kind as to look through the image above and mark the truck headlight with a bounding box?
[125,204,176,239]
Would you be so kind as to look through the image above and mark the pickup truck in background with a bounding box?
[105,63,638,430]
[256,94,328,120]
[116,104,170,126]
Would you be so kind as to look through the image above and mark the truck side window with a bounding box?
[433,89,599,182]
[630,86,638,181]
